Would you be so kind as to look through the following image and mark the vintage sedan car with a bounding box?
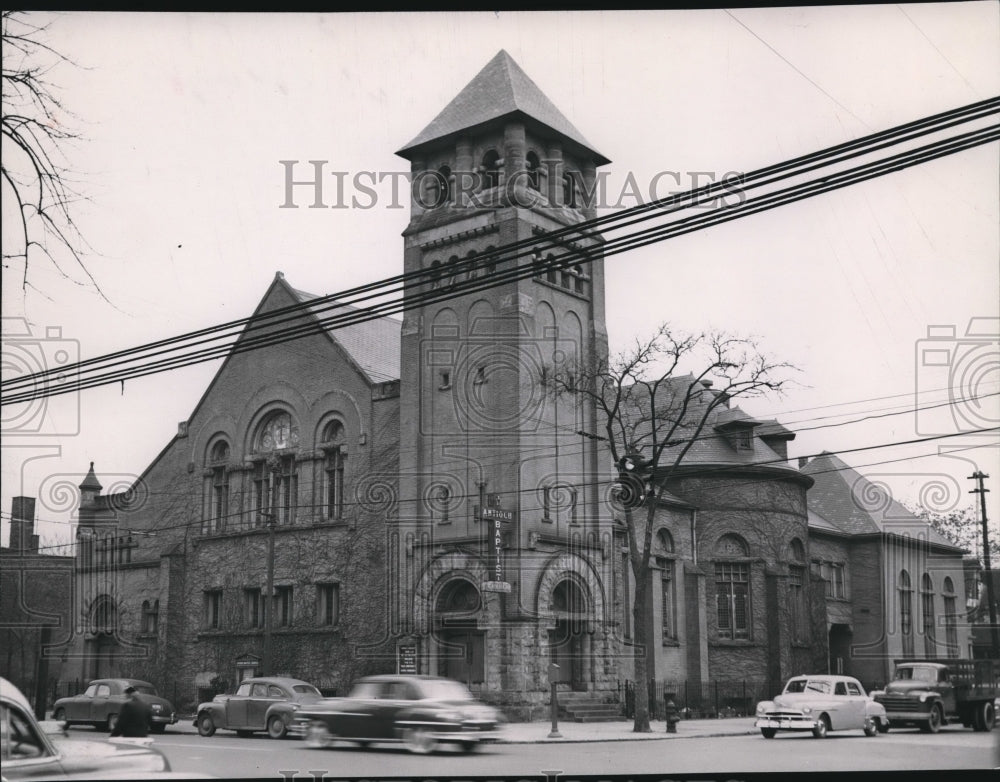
[1,676,176,780]
[195,676,322,738]
[52,678,177,733]
[291,674,503,754]
[754,674,890,738]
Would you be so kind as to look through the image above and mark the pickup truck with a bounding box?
[872,659,998,733]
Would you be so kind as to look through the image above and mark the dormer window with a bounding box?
[735,429,753,450]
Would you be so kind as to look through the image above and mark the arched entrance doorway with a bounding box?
[86,595,122,679]
[549,579,589,691]
[433,578,484,687]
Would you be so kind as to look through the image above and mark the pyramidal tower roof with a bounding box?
[397,50,609,165]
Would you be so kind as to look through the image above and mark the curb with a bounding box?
[504,729,759,744]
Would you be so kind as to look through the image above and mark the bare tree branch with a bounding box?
[543,322,797,732]
[2,11,108,302]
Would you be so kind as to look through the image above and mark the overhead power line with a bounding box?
[3,98,998,404]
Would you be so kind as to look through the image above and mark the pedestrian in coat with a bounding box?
[110,686,152,737]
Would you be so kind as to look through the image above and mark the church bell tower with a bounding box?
[395,50,614,710]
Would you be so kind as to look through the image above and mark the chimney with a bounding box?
[798,456,810,469]
[10,497,38,553]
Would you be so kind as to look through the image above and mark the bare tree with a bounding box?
[548,323,795,732]
[2,11,103,299]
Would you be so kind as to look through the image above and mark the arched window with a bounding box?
[655,529,676,642]
[321,420,346,520]
[89,595,116,636]
[942,577,958,658]
[481,150,501,189]
[251,411,299,526]
[921,573,936,656]
[655,528,675,554]
[427,259,443,290]
[141,599,159,635]
[432,165,451,207]
[899,570,914,656]
[205,438,231,534]
[544,253,558,284]
[562,171,576,207]
[715,534,751,640]
[526,151,541,191]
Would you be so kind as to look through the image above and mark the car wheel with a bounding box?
[106,713,119,733]
[402,727,437,754]
[151,723,167,734]
[355,741,370,748]
[461,741,481,753]
[863,717,877,737]
[53,708,67,726]
[812,715,829,739]
[973,701,996,732]
[876,719,890,734]
[760,728,777,739]
[197,713,216,737]
[267,715,287,739]
[920,705,942,734]
[305,720,333,749]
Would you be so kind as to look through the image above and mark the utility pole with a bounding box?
[969,471,999,658]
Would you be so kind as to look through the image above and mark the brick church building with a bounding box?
[39,51,971,718]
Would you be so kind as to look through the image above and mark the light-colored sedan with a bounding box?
[195,677,322,739]
[754,675,890,738]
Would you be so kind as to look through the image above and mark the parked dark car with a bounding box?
[195,677,322,738]
[291,674,503,753]
[52,678,177,733]
[2,677,175,780]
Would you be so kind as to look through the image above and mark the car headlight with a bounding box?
[919,693,929,702]
[801,706,812,714]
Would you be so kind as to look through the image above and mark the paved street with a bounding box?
[55,720,998,778]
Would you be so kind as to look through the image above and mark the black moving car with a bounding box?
[291,675,503,753]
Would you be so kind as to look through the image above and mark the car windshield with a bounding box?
[893,666,936,684]
[785,679,831,695]
[292,685,321,699]
[415,680,474,701]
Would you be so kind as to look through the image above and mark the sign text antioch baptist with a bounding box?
[482,494,513,594]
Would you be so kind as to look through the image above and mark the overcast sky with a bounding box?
[2,5,998,550]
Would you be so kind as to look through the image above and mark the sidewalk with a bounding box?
[499,717,758,743]
[166,715,758,743]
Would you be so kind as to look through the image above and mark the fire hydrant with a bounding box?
[664,692,681,733]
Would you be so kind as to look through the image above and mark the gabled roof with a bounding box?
[288,285,400,384]
[397,50,609,166]
[800,452,961,549]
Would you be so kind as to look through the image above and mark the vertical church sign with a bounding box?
[481,494,513,593]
